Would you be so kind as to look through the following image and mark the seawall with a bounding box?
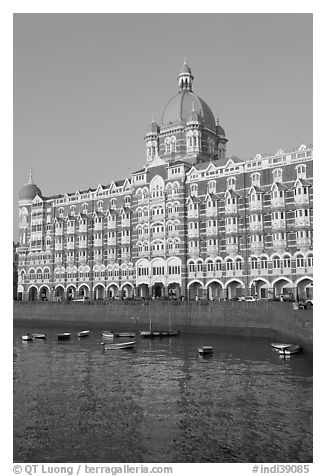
[13,300,313,354]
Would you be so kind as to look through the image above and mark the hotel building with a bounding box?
[16,62,313,301]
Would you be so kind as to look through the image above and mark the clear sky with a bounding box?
[13,13,312,238]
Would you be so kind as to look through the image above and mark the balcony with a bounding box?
[249,222,263,233]
[188,229,200,238]
[249,202,263,212]
[94,223,103,231]
[225,224,238,234]
[94,239,103,247]
[271,198,285,209]
[294,218,310,228]
[107,221,116,229]
[296,237,312,249]
[226,244,238,255]
[271,220,286,231]
[272,239,287,250]
[225,205,237,215]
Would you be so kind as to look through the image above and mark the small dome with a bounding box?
[19,183,42,201]
[216,119,225,137]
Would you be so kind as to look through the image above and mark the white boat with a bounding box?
[102,331,114,339]
[102,341,136,350]
[22,334,32,341]
[57,333,71,341]
[279,344,302,355]
[115,332,136,338]
[270,343,293,351]
[77,330,90,337]
[139,330,155,338]
[198,346,213,355]
[32,333,46,339]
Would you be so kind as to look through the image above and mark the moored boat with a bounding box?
[198,346,213,355]
[57,333,71,341]
[102,341,136,350]
[270,343,293,351]
[279,344,302,355]
[115,332,136,338]
[21,334,32,341]
[32,333,46,339]
[102,331,114,339]
[77,330,90,337]
[139,330,155,338]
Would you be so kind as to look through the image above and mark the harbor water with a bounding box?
[13,323,313,463]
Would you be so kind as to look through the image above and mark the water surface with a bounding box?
[13,324,312,463]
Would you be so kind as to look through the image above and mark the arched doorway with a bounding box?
[138,283,149,299]
[188,281,204,300]
[94,284,105,300]
[78,285,89,299]
[66,285,76,301]
[167,283,181,300]
[55,285,65,301]
[152,282,164,298]
[121,283,133,299]
[39,285,50,301]
[28,286,38,301]
[272,278,294,299]
[206,281,223,300]
[107,284,119,299]
[250,279,270,299]
[226,279,245,300]
[296,277,313,300]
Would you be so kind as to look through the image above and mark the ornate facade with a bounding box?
[16,62,313,301]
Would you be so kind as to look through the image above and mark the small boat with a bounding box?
[57,333,71,341]
[102,331,114,339]
[198,346,213,355]
[270,343,293,351]
[279,344,302,355]
[32,333,46,339]
[102,341,136,350]
[115,332,136,338]
[21,334,32,341]
[77,330,90,337]
[139,330,155,338]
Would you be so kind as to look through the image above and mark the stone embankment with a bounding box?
[13,300,313,355]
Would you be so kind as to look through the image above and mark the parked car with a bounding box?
[244,296,258,302]
[299,299,313,309]
[72,296,90,302]
[274,293,295,302]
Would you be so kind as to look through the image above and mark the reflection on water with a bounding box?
[13,325,312,463]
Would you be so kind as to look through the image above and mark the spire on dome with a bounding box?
[178,59,194,92]
[28,168,33,184]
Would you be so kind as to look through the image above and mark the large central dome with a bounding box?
[160,60,216,129]
[161,90,216,129]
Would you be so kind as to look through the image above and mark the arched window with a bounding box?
[165,137,171,154]
[283,255,291,268]
[188,261,195,273]
[207,260,214,272]
[216,259,222,271]
[260,256,268,270]
[190,183,198,196]
[273,256,281,269]
[226,259,233,271]
[171,136,176,153]
[227,177,236,190]
[251,173,260,187]
[273,168,283,182]
[307,254,313,268]
[207,180,216,193]
[251,257,258,270]
[235,259,242,270]
[296,254,304,268]
[197,261,203,273]
[296,164,307,179]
